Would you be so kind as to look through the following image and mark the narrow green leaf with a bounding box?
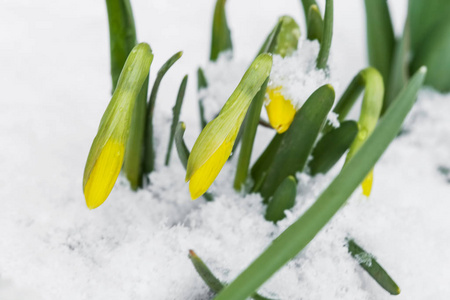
[189,250,274,300]
[143,51,183,175]
[309,120,358,175]
[410,18,450,92]
[197,67,209,129]
[307,5,324,43]
[124,74,149,190]
[165,75,188,166]
[175,122,189,169]
[363,0,395,90]
[105,0,137,92]
[213,67,426,300]
[265,176,297,223]
[257,18,284,56]
[300,0,319,27]
[210,0,233,61]
[384,18,410,113]
[316,0,333,69]
[347,239,401,295]
[259,85,334,200]
[408,0,450,52]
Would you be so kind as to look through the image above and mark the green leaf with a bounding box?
[307,5,324,43]
[309,120,358,175]
[105,0,137,92]
[300,0,319,27]
[175,122,189,169]
[363,0,395,90]
[165,75,188,166]
[347,239,401,295]
[197,67,209,129]
[384,18,410,113]
[410,18,450,92]
[272,16,301,58]
[265,176,297,223]
[143,51,183,175]
[188,250,274,300]
[251,133,284,192]
[259,85,334,200]
[213,67,426,300]
[408,0,450,52]
[210,0,233,61]
[316,0,333,69]
[257,18,284,56]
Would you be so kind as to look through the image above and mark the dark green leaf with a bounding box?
[347,239,401,295]
[316,0,333,69]
[309,120,358,175]
[105,0,137,92]
[210,0,233,61]
[265,176,297,223]
[197,67,209,129]
[174,122,189,169]
[259,85,334,200]
[307,5,324,43]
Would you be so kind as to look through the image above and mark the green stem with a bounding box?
[165,75,188,166]
[105,0,137,92]
[316,0,333,69]
[143,51,183,176]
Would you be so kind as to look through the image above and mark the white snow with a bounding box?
[1,0,449,300]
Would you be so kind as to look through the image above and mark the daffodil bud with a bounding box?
[83,43,153,209]
[186,54,273,199]
[263,16,300,134]
[265,87,297,134]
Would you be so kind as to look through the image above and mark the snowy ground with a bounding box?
[1,0,449,299]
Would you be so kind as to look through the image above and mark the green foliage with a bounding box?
[307,5,323,43]
[210,0,233,61]
[165,75,188,166]
[213,67,426,300]
[316,0,333,69]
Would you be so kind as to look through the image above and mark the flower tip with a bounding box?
[361,170,374,197]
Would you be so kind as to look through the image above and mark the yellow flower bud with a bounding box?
[265,87,296,134]
[186,54,273,200]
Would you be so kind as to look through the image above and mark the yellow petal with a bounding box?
[362,169,374,197]
[189,140,233,200]
[84,139,125,209]
[265,87,296,134]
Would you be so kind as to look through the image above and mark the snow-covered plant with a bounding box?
[82,0,433,299]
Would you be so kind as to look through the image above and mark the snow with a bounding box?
[1,0,449,300]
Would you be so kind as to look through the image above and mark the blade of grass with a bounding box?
[363,0,395,95]
[265,176,297,223]
[188,250,273,300]
[197,67,209,129]
[165,75,188,166]
[210,0,233,61]
[316,0,333,69]
[105,0,137,92]
[213,67,426,300]
[259,85,334,200]
[309,120,358,175]
[143,51,183,175]
[307,5,323,43]
[347,239,401,295]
